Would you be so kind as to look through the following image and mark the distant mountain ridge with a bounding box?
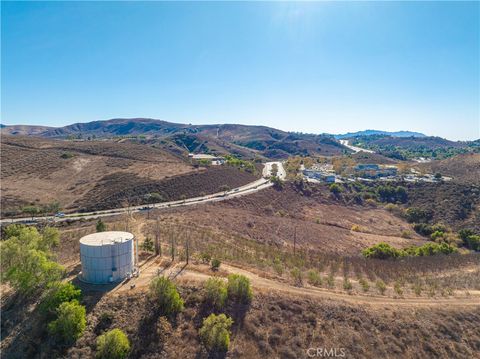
[334,130,427,139]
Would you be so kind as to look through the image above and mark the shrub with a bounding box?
[376,280,387,295]
[48,300,86,344]
[96,328,131,359]
[307,270,322,287]
[211,258,221,271]
[227,274,252,304]
[362,243,401,259]
[290,267,303,286]
[400,230,412,239]
[394,282,404,296]
[404,242,458,256]
[96,219,107,232]
[199,314,233,353]
[204,278,227,310]
[351,224,362,232]
[200,252,212,264]
[326,273,335,288]
[149,276,184,316]
[405,207,431,223]
[272,258,284,276]
[40,282,81,316]
[343,278,353,291]
[329,183,342,195]
[359,278,370,292]
[60,152,75,159]
[464,235,480,251]
[141,237,154,252]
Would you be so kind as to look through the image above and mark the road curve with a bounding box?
[0,162,285,225]
[339,139,375,154]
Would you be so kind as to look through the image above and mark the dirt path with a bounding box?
[112,259,480,308]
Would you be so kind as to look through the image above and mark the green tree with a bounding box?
[40,281,82,316]
[96,328,131,359]
[1,226,63,294]
[96,219,107,232]
[227,274,252,304]
[204,277,227,310]
[48,300,86,344]
[22,205,39,220]
[148,276,184,316]
[199,314,233,353]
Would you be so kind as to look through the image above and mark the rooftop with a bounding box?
[79,231,134,246]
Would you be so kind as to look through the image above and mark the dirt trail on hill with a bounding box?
[112,259,480,308]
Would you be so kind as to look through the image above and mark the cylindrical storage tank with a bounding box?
[79,231,134,284]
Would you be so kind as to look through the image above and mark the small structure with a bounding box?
[355,164,397,178]
[79,231,135,284]
[303,169,336,183]
[188,153,225,165]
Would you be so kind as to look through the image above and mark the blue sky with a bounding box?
[2,1,479,140]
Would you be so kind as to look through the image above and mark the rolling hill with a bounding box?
[1,118,347,159]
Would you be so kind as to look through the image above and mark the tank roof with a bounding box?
[79,231,134,246]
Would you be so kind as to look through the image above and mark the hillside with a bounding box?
[0,136,259,216]
[1,118,346,159]
[350,135,478,160]
[335,129,426,139]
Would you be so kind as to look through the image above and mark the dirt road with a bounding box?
[114,259,480,308]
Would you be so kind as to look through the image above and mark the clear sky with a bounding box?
[2,1,479,140]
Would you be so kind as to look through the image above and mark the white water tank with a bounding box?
[79,231,134,284]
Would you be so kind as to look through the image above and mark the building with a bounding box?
[303,169,336,183]
[79,231,135,284]
[354,163,398,178]
[188,153,225,165]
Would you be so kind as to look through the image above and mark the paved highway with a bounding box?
[0,162,286,225]
[339,139,375,154]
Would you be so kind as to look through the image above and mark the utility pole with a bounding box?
[293,226,297,257]
[185,235,190,265]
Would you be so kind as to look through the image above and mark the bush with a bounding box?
[343,278,353,291]
[405,207,431,223]
[40,282,81,316]
[329,183,342,195]
[290,267,303,286]
[204,278,227,310]
[48,300,86,344]
[464,235,480,251]
[400,230,412,239]
[359,278,370,292]
[404,242,458,256]
[199,252,212,264]
[211,258,221,271]
[362,243,401,259]
[96,328,131,359]
[199,314,233,353]
[227,274,252,304]
[149,277,184,316]
[96,219,107,232]
[376,280,387,295]
[394,282,404,296]
[141,237,154,252]
[307,270,322,287]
